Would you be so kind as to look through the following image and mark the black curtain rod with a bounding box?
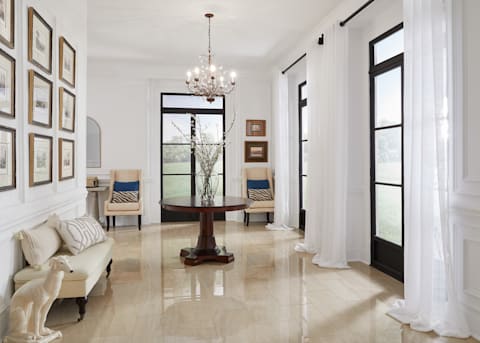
[281,34,324,75]
[340,0,375,27]
[281,53,307,75]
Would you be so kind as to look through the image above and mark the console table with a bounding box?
[160,196,250,266]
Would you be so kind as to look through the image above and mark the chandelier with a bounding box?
[186,13,236,103]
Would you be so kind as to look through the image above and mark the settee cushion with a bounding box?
[19,219,62,267]
[56,216,106,255]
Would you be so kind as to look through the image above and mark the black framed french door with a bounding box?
[161,93,226,222]
[369,24,404,281]
[298,81,308,230]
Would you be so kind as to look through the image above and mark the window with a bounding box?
[370,23,404,281]
[161,93,225,222]
[299,82,308,230]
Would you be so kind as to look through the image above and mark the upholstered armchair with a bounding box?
[104,169,143,231]
[242,167,275,226]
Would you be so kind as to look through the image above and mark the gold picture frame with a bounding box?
[29,133,52,187]
[0,0,14,49]
[59,138,74,181]
[59,87,76,132]
[0,125,15,191]
[246,120,266,137]
[28,7,52,74]
[245,141,268,163]
[59,37,76,87]
[0,48,15,118]
[28,70,53,128]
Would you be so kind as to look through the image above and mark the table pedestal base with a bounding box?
[180,246,234,266]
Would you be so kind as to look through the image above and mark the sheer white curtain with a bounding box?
[294,23,349,268]
[388,0,471,338]
[267,73,294,230]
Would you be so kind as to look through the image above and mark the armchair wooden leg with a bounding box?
[113,216,116,227]
[106,216,110,232]
[246,213,250,226]
[243,211,246,224]
[76,297,88,322]
[267,212,270,223]
[138,215,142,231]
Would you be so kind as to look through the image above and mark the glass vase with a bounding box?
[196,173,220,204]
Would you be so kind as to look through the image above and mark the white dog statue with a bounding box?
[3,256,74,343]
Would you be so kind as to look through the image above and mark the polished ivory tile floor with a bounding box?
[46,222,477,343]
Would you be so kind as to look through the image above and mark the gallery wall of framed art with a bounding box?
[0,0,80,196]
[244,119,269,164]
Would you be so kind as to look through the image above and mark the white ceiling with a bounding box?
[87,0,340,68]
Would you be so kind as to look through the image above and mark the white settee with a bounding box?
[13,221,114,321]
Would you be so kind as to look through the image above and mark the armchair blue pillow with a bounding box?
[247,179,270,190]
[113,181,139,192]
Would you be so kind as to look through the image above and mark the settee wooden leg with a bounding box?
[267,212,270,223]
[112,216,116,227]
[138,215,142,231]
[76,297,88,322]
[106,216,110,232]
[246,213,250,226]
[106,259,113,278]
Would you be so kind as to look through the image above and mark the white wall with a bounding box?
[0,0,87,338]
[87,59,272,224]
[451,0,480,337]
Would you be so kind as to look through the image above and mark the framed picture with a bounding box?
[59,138,74,180]
[246,120,266,137]
[29,133,52,187]
[245,141,268,163]
[0,0,14,49]
[29,70,52,127]
[59,37,76,87]
[28,7,52,74]
[59,88,75,132]
[0,48,14,117]
[0,125,15,191]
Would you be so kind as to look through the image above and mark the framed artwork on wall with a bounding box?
[0,48,14,117]
[246,120,266,137]
[29,133,52,187]
[59,138,74,180]
[245,141,268,163]
[59,37,76,87]
[59,87,75,132]
[0,125,15,191]
[28,70,52,127]
[0,0,14,49]
[28,7,52,74]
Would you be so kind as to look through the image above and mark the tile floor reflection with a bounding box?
[46,222,477,343]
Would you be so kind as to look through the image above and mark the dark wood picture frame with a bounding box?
[0,48,15,118]
[59,138,74,181]
[29,133,52,187]
[59,87,76,132]
[59,37,76,88]
[0,0,14,49]
[0,125,15,191]
[245,141,268,163]
[246,119,266,137]
[28,7,52,74]
[28,70,53,128]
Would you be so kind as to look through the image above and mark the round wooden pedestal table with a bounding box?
[160,196,251,266]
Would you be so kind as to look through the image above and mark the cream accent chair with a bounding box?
[104,169,143,231]
[242,167,275,226]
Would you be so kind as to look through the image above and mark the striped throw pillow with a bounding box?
[112,191,138,203]
[248,189,273,201]
[56,216,106,255]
